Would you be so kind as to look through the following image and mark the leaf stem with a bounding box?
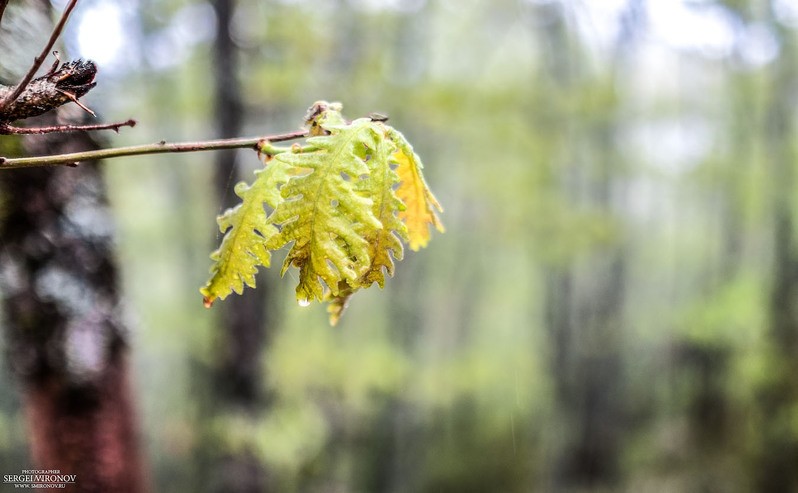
[257,141,318,156]
[0,129,309,169]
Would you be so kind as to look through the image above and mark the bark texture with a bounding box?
[0,118,147,493]
[0,59,96,124]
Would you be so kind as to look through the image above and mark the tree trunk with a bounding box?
[0,118,147,492]
[757,18,798,487]
[533,1,629,487]
[210,0,269,406]
[201,0,273,490]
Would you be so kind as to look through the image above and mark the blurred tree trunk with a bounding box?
[534,1,627,488]
[757,13,798,491]
[0,2,146,492]
[671,24,763,485]
[210,0,268,402]
[202,0,272,490]
[0,113,147,491]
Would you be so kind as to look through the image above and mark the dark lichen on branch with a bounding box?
[0,59,97,123]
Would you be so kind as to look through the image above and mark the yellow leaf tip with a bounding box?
[408,240,427,251]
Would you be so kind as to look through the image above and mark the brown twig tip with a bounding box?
[56,88,96,117]
[0,118,137,136]
[111,120,137,133]
[106,119,136,132]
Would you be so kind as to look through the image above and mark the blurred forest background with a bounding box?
[2,0,798,491]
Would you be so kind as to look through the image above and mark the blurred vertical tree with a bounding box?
[0,2,146,491]
[533,0,627,487]
[197,0,274,491]
[758,5,798,490]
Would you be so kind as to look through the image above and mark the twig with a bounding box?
[44,51,62,78]
[0,119,136,135]
[0,0,79,113]
[0,129,309,169]
[55,88,96,116]
[0,0,10,27]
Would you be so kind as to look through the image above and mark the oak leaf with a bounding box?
[202,101,443,324]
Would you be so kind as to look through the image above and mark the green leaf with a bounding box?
[201,101,444,324]
[200,162,290,306]
[321,123,408,324]
[356,123,407,288]
[267,118,384,304]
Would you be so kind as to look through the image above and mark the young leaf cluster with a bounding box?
[201,102,443,325]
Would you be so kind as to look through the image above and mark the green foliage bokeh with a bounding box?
[3,0,798,491]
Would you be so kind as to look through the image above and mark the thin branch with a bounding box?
[56,88,96,116]
[0,0,10,27]
[0,119,136,135]
[0,129,309,169]
[0,0,79,113]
